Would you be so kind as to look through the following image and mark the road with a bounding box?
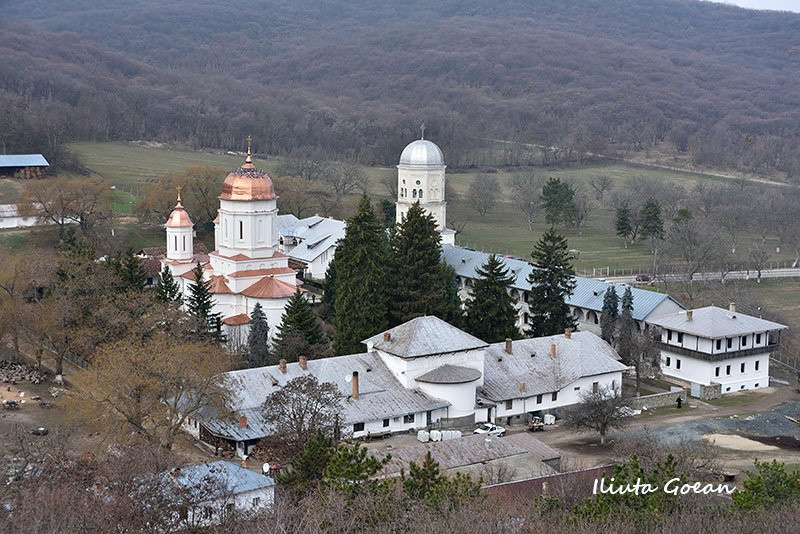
[604,267,800,285]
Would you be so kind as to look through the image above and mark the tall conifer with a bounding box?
[526,229,577,337]
[463,254,519,342]
[186,262,225,342]
[246,302,271,367]
[154,264,181,304]
[274,290,326,352]
[600,286,619,344]
[333,196,389,355]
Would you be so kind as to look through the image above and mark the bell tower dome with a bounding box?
[165,188,194,262]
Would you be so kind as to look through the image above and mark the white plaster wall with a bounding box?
[166,226,194,261]
[396,164,447,230]
[0,215,38,228]
[350,407,447,438]
[661,350,770,392]
[376,348,485,389]
[217,198,278,258]
[416,381,477,417]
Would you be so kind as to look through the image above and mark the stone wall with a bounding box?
[627,389,686,411]
[693,382,722,400]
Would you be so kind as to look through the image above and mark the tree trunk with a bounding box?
[600,431,607,445]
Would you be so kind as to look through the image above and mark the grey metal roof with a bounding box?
[277,214,345,262]
[442,245,684,321]
[399,140,444,166]
[647,306,787,338]
[206,351,450,441]
[170,461,274,495]
[373,432,560,477]
[0,204,20,217]
[363,316,488,358]
[0,154,49,167]
[480,331,629,401]
[416,364,482,384]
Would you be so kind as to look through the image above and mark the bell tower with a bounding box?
[165,187,194,262]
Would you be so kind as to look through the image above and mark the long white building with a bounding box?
[187,316,627,457]
[649,304,787,395]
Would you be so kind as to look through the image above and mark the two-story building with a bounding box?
[649,304,787,395]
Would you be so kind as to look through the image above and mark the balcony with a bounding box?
[656,341,778,362]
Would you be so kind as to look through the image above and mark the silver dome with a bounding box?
[399,139,444,166]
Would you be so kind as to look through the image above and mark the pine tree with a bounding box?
[615,204,633,248]
[389,202,453,325]
[322,255,338,317]
[526,229,577,337]
[463,254,519,342]
[121,250,148,291]
[333,196,390,355]
[185,262,225,342]
[617,287,635,365]
[403,451,444,501]
[246,302,271,367]
[276,431,334,499]
[541,177,576,227]
[274,290,326,358]
[439,263,465,328]
[600,286,619,345]
[154,264,181,304]
[639,197,664,244]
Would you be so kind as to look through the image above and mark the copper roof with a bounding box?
[210,251,253,261]
[180,269,198,281]
[223,313,251,326]
[241,276,298,299]
[165,202,193,228]
[219,160,277,202]
[228,267,296,278]
[209,275,233,294]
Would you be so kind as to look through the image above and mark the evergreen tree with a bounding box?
[322,255,338,317]
[276,431,335,499]
[639,197,664,244]
[402,452,483,511]
[323,442,392,497]
[107,249,147,292]
[333,196,390,355]
[463,254,519,342]
[616,287,635,363]
[389,202,454,325]
[378,198,396,229]
[600,286,619,345]
[614,204,633,248]
[154,264,181,304]
[274,290,326,357]
[246,302,271,367]
[185,262,225,343]
[526,229,577,337]
[541,177,576,227]
[439,262,465,328]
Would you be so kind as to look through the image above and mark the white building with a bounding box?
[164,461,274,526]
[189,316,626,456]
[277,214,345,280]
[396,137,456,245]
[161,147,301,341]
[442,245,684,336]
[648,304,787,395]
[0,204,38,229]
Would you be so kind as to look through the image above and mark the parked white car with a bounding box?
[473,423,506,437]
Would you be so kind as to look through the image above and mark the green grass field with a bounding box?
[0,179,20,204]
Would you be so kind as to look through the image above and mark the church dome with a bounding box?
[219,153,277,202]
[165,201,193,228]
[399,139,444,166]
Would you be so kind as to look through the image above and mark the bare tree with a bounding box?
[467,173,500,217]
[380,172,398,199]
[508,172,542,230]
[573,189,594,235]
[321,162,368,211]
[562,386,632,445]
[663,217,724,305]
[588,175,613,204]
[748,242,771,283]
[20,176,112,238]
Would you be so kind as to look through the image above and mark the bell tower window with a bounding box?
[239,221,243,240]
[419,189,423,199]
[174,236,177,250]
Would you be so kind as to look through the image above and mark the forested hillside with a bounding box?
[2,0,799,176]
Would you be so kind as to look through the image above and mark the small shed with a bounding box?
[0,154,50,179]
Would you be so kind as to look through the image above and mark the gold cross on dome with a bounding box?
[176,184,183,203]
[246,135,253,155]
[420,123,425,140]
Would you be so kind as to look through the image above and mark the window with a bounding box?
[182,235,186,251]
[716,339,722,351]
[574,386,580,391]
[755,383,760,387]
[252,497,261,508]
[203,507,213,519]
[383,419,389,428]
[667,330,672,341]
[505,400,513,410]
[403,414,415,424]
[727,338,732,349]
[239,221,243,239]
[715,367,720,377]
[756,333,762,344]
[725,387,731,392]
[755,360,760,371]
[353,422,364,432]
[740,362,745,373]
[665,356,671,367]
[677,332,683,344]
[726,365,731,375]
[536,394,543,404]
[592,382,599,393]
[174,235,177,249]
[412,189,417,198]
[551,392,558,402]
[415,180,421,185]
[419,189,423,198]
[676,359,681,370]
[741,335,747,347]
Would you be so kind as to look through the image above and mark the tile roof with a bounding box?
[442,245,683,321]
[363,316,488,359]
[209,275,233,294]
[480,331,628,401]
[0,154,49,167]
[169,461,274,495]
[241,276,298,299]
[416,364,482,384]
[648,306,787,338]
[222,313,250,326]
[228,267,296,278]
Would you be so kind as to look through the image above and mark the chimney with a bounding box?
[686,309,693,321]
[239,415,248,428]
[505,338,513,354]
[564,328,572,339]
[519,382,526,393]
[729,302,736,313]
[352,371,359,400]
[279,359,287,373]
[383,332,391,342]
[171,467,181,477]
[550,343,557,359]
[299,355,308,370]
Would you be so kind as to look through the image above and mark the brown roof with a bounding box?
[140,257,163,277]
[180,269,198,281]
[209,275,233,294]
[228,267,296,278]
[241,276,298,299]
[223,313,251,326]
[210,251,253,261]
[165,202,193,228]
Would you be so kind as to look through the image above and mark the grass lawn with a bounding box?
[0,179,20,204]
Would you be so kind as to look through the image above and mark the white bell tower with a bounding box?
[165,187,194,262]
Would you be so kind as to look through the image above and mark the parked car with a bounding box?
[473,423,506,437]
[635,274,652,282]
[31,427,48,436]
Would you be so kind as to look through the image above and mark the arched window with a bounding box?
[182,235,186,251]
[412,189,417,198]
[419,189,423,199]
[239,221,243,240]
[174,235,177,250]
